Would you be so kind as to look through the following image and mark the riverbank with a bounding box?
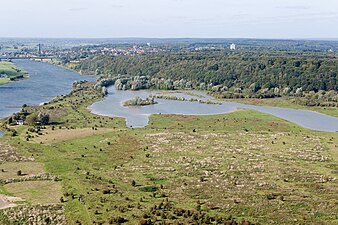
[42,58,96,76]
[0,61,28,85]
[221,97,338,118]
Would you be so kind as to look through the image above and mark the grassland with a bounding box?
[0,61,28,85]
[0,82,337,224]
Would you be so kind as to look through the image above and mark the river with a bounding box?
[0,60,94,137]
[0,60,94,118]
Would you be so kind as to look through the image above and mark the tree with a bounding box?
[37,112,50,125]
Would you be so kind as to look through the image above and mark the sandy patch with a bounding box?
[0,194,23,209]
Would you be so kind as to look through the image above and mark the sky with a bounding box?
[1,0,338,39]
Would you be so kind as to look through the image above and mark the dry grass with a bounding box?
[0,204,66,224]
[33,127,115,144]
[4,181,62,204]
[0,162,45,180]
[114,127,338,224]
[0,141,33,162]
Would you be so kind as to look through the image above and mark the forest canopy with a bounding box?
[72,51,338,97]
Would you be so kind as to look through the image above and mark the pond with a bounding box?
[90,86,338,132]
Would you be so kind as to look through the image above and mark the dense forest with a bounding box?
[68,51,338,105]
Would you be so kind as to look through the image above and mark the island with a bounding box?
[123,96,157,106]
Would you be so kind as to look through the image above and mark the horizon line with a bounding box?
[1,36,338,41]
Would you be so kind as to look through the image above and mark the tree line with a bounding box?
[70,51,338,102]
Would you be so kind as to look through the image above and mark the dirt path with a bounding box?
[0,194,23,209]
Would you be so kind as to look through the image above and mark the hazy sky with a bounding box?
[1,0,338,38]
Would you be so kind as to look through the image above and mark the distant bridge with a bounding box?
[0,56,53,60]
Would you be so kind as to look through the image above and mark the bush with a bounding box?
[139,186,158,192]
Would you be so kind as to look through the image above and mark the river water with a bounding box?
[0,60,94,118]
[1,60,338,133]
[0,60,94,137]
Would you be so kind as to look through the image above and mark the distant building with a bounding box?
[16,120,24,125]
[0,73,8,78]
[230,43,236,50]
[38,44,42,54]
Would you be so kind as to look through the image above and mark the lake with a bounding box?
[90,86,338,132]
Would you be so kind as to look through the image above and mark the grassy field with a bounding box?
[4,181,61,204]
[0,61,27,85]
[0,82,337,224]
[0,78,10,85]
[0,162,45,180]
